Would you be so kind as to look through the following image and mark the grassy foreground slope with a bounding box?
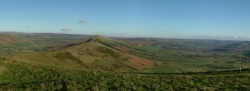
[0,59,250,91]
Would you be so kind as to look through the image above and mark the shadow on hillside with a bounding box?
[243,51,250,57]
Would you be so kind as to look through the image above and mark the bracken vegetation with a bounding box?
[54,52,83,64]
[0,60,250,91]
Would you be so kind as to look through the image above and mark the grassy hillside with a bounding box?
[0,34,25,43]
[6,36,155,72]
[95,36,250,73]
[0,33,91,53]
[1,33,250,73]
[0,59,249,90]
[1,33,250,90]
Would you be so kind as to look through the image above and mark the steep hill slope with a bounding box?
[95,36,250,72]
[0,34,25,43]
[0,33,91,53]
[10,36,155,72]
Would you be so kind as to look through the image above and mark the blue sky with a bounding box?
[0,0,250,38]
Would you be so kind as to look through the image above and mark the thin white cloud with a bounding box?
[233,36,237,39]
[61,28,74,32]
[77,19,88,24]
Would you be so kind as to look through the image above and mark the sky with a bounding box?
[0,0,250,39]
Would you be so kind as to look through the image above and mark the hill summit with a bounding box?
[87,35,99,43]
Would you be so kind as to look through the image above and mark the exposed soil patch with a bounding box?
[127,54,156,70]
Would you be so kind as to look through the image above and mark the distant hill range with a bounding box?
[0,34,25,43]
